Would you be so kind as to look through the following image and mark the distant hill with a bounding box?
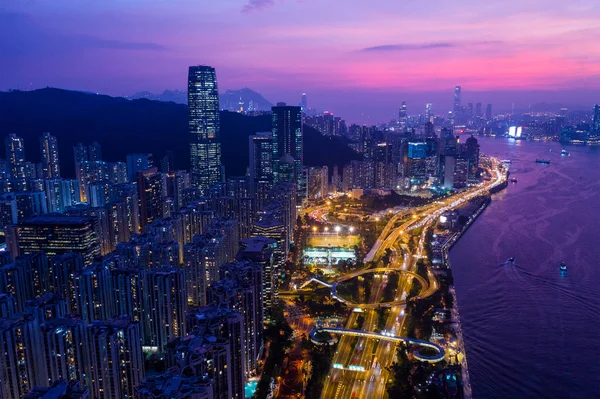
[129,87,273,111]
[0,88,359,178]
[219,88,273,112]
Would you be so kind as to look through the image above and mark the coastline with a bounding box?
[439,180,508,399]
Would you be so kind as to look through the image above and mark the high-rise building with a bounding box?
[86,181,112,208]
[49,253,85,315]
[453,86,462,114]
[593,104,600,133]
[237,236,277,322]
[166,331,231,399]
[88,142,102,162]
[37,316,88,387]
[306,167,327,200]
[3,191,48,222]
[442,155,468,189]
[425,103,433,122]
[166,171,191,211]
[463,135,480,182]
[137,167,165,229]
[186,307,245,399]
[0,314,40,399]
[0,197,17,230]
[74,263,113,323]
[332,165,340,193]
[5,133,26,180]
[248,133,274,208]
[126,153,153,183]
[271,103,303,195]
[64,205,114,256]
[210,260,263,378]
[86,317,144,399]
[398,101,408,126]
[6,215,100,265]
[40,133,60,179]
[108,183,140,242]
[143,267,187,352]
[486,104,493,120]
[188,65,223,193]
[44,179,80,213]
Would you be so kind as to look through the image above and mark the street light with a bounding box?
[335,226,341,233]
[349,226,355,233]
[312,226,317,232]
[324,227,329,232]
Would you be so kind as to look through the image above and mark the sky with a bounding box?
[1,0,599,123]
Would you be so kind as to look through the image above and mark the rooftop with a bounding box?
[20,215,94,226]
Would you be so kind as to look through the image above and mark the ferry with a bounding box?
[559,262,567,271]
[535,158,551,164]
[561,149,569,156]
[510,177,518,183]
[500,159,512,164]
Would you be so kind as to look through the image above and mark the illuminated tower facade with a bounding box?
[188,65,223,194]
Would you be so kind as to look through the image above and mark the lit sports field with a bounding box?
[307,234,360,248]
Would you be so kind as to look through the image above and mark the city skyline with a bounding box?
[1,2,599,122]
[0,2,598,398]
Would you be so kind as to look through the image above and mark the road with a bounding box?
[316,161,507,399]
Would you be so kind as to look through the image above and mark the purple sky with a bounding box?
[1,1,599,122]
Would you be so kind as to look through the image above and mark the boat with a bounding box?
[508,257,515,263]
[510,178,518,183]
[559,262,567,271]
[561,149,569,156]
[535,159,551,164]
[501,159,512,164]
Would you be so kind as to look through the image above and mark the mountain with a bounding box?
[0,88,359,178]
[219,88,273,112]
[128,88,274,112]
[129,89,187,104]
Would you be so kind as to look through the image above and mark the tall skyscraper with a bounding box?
[463,135,480,182]
[593,104,600,133]
[188,65,223,193]
[40,133,60,179]
[249,132,274,208]
[398,101,408,127]
[5,133,26,180]
[271,103,303,195]
[486,104,493,120]
[453,86,462,114]
[425,103,433,122]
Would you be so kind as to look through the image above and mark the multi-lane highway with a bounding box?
[315,160,506,399]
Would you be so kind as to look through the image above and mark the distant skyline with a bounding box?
[1,1,599,123]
